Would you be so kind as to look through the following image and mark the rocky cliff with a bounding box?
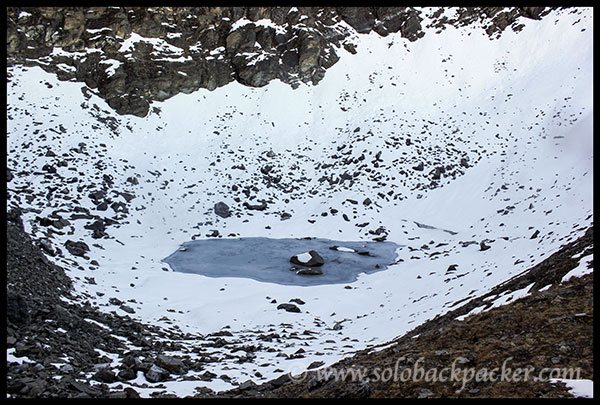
[7,6,549,117]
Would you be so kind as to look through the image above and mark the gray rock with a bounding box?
[290,250,325,267]
[39,239,56,256]
[64,240,90,257]
[119,192,135,202]
[290,298,305,305]
[270,373,291,387]
[126,176,139,185]
[59,364,74,373]
[277,303,301,313]
[118,368,137,381]
[144,364,170,383]
[156,354,186,373]
[92,367,117,383]
[124,387,141,398]
[214,202,231,218]
[238,379,258,391]
[119,304,135,314]
[243,200,268,211]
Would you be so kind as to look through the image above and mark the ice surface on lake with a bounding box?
[164,237,401,286]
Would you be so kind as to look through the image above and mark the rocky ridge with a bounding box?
[7,6,550,117]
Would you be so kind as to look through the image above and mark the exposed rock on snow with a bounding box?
[277,303,301,313]
[64,239,90,257]
[243,200,268,211]
[214,201,232,218]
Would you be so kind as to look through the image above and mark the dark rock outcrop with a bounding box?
[6,7,548,117]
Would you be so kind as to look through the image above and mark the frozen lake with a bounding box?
[163,237,402,286]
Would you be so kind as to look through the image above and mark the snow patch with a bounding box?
[561,253,593,283]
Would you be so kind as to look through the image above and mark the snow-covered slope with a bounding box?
[6,7,593,396]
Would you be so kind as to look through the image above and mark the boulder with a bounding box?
[120,304,135,314]
[214,202,232,218]
[400,11,424,41]
[118,368,137,381]
[93,367,117,383]
[42,164,56,173]
[243,200,268,211]
[88,190,106,203]
[126,176,139,185]
[144,364,170,383]
[84,219,107,239]
[447,264,458,272]
[290,250,324,267]
[277,303,301,313]
[156,354,186,374]
[64,240,90,257]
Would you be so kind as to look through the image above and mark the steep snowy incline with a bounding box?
[6,7,592,396]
